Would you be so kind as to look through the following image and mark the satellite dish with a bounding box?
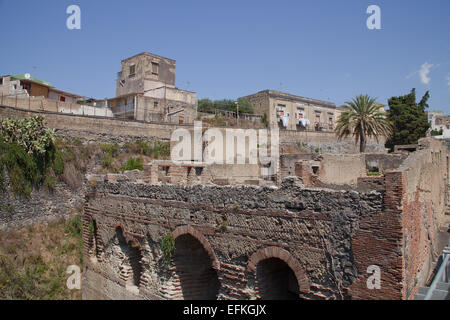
[24,73,31,79]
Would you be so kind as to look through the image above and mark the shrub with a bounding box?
[64,214,82,240]
[431,129,443,136]
[261,113,269,128]
[125,139,170,159]
[72,139,83,147]
[101,154,114,170]
[2,142,40,197]
[43,174,57,192]
[122,157,143,171]
[135,140,153,156]
[52,150,64,176]
[152,141,170,159]
[100,143,119,157]
[161,233,175,266]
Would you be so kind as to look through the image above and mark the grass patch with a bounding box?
[122,157,143,171]
[0,215,83,300]
[367,172,381,177]
[125,139,170,159]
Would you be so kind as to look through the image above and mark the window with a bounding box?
[154,101,158,108]
[129,64,136,77]
[179,116,184,124]
[151,62,159,74]
[277,104,286,117]
[22,81,31,93]
[0,78,3,86]
[60,96,66,102]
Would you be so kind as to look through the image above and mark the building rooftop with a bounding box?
[5,74,84,99]
[11,74,51,87]
[241,89,336,109]
[121,52,176,63]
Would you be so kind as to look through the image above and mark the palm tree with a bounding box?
[335,95,393,153]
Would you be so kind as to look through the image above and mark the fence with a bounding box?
[0,93,114,117]
[200,108,263,122]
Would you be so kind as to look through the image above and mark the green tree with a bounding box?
[198,98,254,114]
[335,95,393,153]
[198,98,215,113]
[213,99,236,112]
[385,89,430,150]
[236,98,254,114]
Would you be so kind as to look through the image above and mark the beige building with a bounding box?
[239,90,340,131]
[113,52,197,124]
[0,74,83,103]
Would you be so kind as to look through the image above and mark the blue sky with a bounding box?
[0,0,449,112]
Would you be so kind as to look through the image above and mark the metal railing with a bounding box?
[200,108,263,122]
[424,241,450,300]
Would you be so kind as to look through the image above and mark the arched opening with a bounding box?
[256,258,300,300]
[172,234,220,300]
[88,219,100,261]
[115,227,143,288]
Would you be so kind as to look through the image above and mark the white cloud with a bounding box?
[419,62,433,85]
[447,74,450,89]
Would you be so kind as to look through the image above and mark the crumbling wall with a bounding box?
[82,176,393,300]
[348,138,449,300]
[317,154,366,186]
[290,153,408,189]
[396,138,448,298]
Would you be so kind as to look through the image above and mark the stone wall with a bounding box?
[0,94,113,117]
[0,105,175,144]
[0,170,85,231]
[82,177,385,300]
[81,138,449,300]
[280,130,386,153]
[348,138,449,300]
[283,152,407,188]
[0,105,387,153]
[396,138,449,298]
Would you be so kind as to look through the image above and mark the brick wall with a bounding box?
[81,138,448,300]
[82,177,387,300]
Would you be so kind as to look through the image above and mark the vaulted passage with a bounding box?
[115,228,143,287]
[172,234,220,300]
[256,258,300,300]
[88,220,101,260]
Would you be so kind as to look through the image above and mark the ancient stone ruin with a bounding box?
[82,137,450,300]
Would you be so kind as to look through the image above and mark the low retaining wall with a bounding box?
[1,105,386,152]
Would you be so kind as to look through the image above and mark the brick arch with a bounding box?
[113,222,144,287]
[248,246,310,293]
[172,225,220,270]
[88,218,103,260]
